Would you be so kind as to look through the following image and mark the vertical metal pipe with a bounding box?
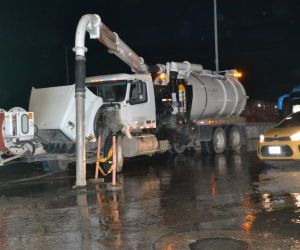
[73,14,101,188]
[95,135,101,179]
[169,62,179,115]
[75,56,87,187]
[112,135,117,186]
[214,0,219,72]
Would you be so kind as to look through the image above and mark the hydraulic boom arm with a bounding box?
[97,21,148,74]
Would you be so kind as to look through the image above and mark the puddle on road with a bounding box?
[0,152,300,249]
[189,237,248,250]
[254,161,300,212]
[250,161,300,239]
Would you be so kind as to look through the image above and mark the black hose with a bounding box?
[75,57,86,93]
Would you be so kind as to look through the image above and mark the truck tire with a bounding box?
[202,127,226,154]
[171,142,186,154]
[227,125,242,152]
[212,127,226,154]
[192,140,202,152]
[102,134,124,173]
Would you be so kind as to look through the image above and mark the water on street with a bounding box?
[0,151,300,249]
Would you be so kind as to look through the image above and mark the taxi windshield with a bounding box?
[276,112,300,128]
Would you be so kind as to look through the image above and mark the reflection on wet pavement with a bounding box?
[0,152,299,249]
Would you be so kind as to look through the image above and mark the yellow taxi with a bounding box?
[257,112,300,161]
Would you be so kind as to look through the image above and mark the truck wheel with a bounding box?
[172,142,186,154]
[227,126,242,152]
[192,140,202,152]
[102,135,124,173]
[211,127,226,154]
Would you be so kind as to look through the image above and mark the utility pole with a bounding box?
[214,0,219,72]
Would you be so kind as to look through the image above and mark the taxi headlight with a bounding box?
[290,131,300,141]
[259,134,264,143]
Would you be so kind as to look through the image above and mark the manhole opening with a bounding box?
[189,237,248,250]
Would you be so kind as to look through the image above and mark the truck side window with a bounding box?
[129,81,147,105]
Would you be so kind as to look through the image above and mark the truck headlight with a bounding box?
[290,131,300,141]
[259,134,264,143]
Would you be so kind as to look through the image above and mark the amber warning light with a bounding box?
[233,70,242,78]
[224,69,243,79]
[158,73,166,81]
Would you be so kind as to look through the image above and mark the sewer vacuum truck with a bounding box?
[0,14,248,172]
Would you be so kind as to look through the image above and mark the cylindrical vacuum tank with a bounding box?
[188,73,247,120]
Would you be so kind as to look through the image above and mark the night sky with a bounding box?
[1,0,300,109]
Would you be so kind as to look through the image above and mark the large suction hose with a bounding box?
[73,14,101,187]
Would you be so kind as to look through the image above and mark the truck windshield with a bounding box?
[88,81,128,102]
[276,112,300,128]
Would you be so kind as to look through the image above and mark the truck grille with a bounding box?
[264,136,290,142]
[261,145,293,157]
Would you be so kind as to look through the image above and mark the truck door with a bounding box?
[123,80,155,128]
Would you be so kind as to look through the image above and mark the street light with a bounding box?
[214,0,219,72]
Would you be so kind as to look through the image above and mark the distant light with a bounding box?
[275,105,278,109]
[257,103,262,107]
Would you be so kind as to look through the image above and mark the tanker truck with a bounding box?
[29,66,247,172]
[0,14,248,172]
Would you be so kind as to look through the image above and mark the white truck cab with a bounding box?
[86,73,156,131]
[30,73,156,143]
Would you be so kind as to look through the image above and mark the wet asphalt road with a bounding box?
[0,151,300,249]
